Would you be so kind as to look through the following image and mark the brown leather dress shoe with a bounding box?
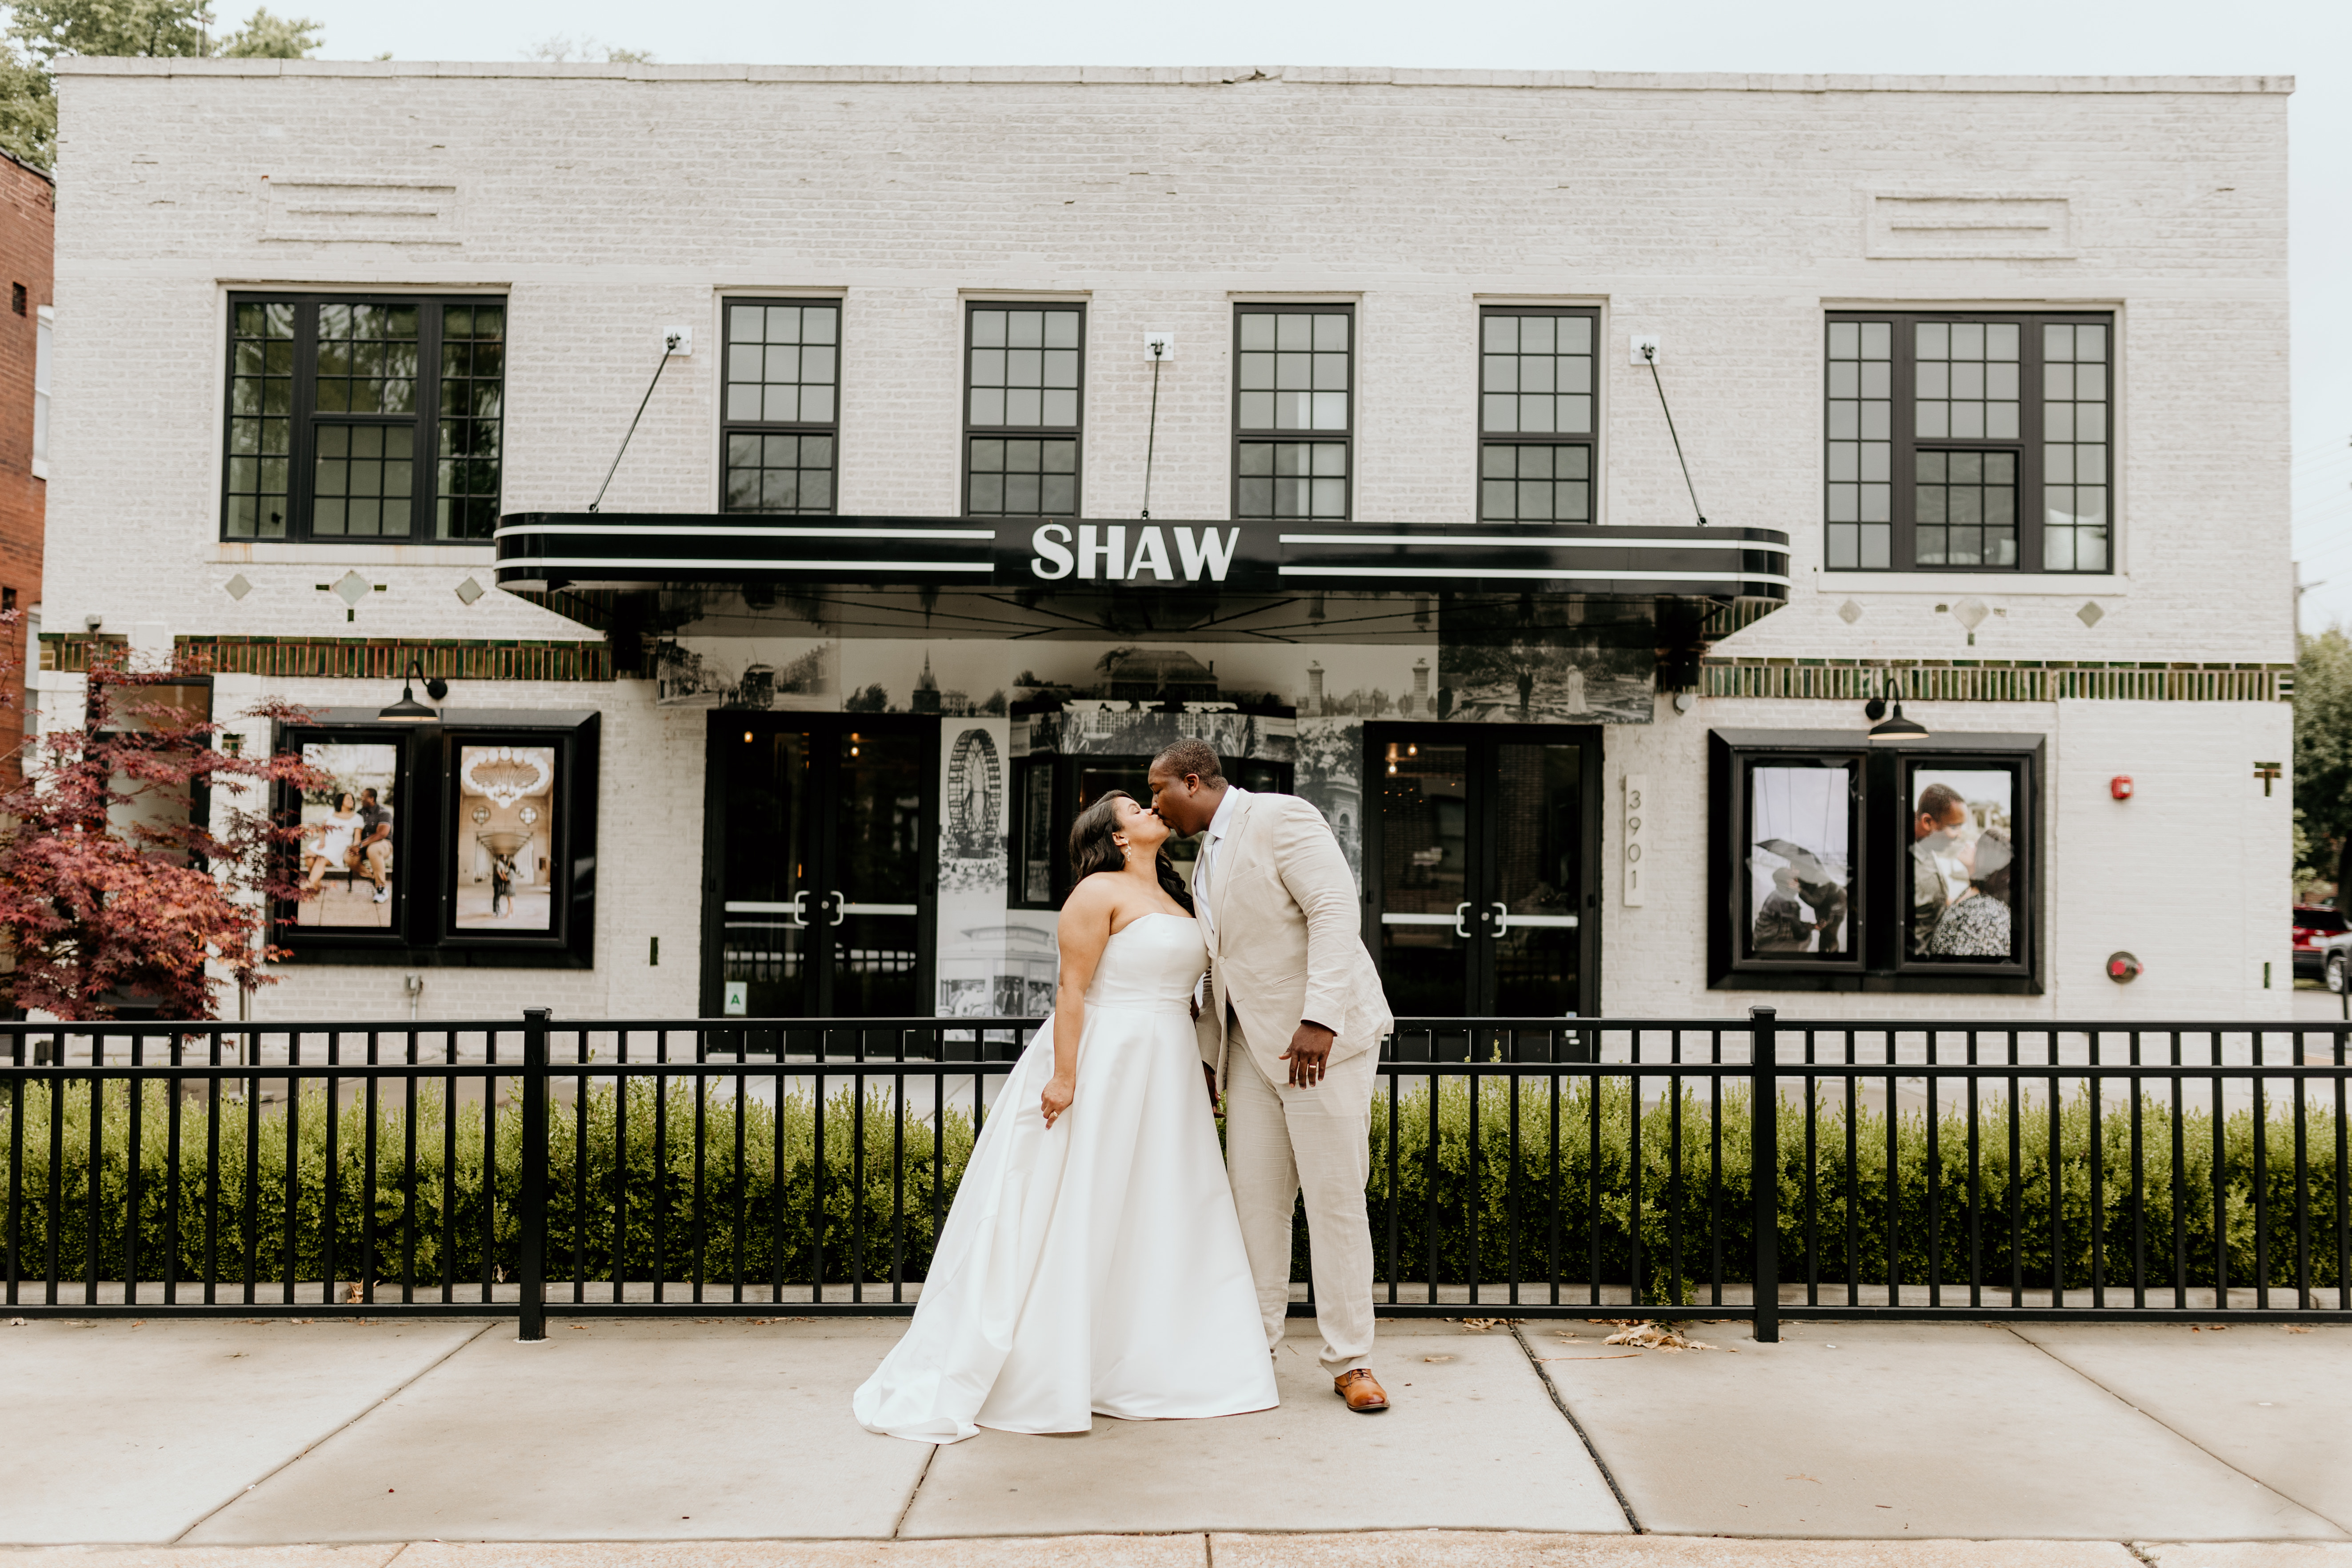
[1334,1368,1390,1412]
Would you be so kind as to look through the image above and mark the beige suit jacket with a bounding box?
[1194,790,1393,1087]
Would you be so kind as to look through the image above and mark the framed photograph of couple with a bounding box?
[295,740,405,930]
[1709,729,2039,992]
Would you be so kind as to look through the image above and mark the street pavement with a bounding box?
[4,1312,2349,1565]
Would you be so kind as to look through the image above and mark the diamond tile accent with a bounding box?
[455,576,485,606]
[2078,601,2105,627]
[1837,599,1863,625]
[223,574,252,601]
[331,570,372,608]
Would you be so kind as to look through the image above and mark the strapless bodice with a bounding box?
[1082,912,1208,1011]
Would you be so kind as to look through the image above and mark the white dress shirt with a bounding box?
[1190,785,1249,945]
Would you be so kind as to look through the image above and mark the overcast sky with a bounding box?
[288,0,2349,628]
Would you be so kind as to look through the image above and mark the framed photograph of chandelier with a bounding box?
[452,743,559,931]
[438,717,599,954]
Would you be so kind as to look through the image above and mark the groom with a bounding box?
[1147,738,1395,1413]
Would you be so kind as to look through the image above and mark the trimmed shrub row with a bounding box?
[3,1074,2344,1301]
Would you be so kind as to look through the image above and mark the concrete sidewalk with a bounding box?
[4,1313,2348,1564]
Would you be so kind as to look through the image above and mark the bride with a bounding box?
[853,790,1278,1442]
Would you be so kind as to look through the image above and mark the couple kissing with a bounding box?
[853,737,1395,1442]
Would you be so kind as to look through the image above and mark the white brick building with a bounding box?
[43,60,2294,1024]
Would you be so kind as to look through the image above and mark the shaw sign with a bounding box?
[1021,522,1252,584]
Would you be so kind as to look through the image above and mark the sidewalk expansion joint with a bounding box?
[889,1440,938,1538]
[1508,1320,1644,1533]
[2004,1324,2352,1539]
[167,1319,502,1546]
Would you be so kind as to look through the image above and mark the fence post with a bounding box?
[517,1008,551,1342]
[1749,1005,1780,1344]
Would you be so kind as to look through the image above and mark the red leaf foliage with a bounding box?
[0,626,328,1020]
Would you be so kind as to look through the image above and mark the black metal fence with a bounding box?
[4,1009,2346,1341]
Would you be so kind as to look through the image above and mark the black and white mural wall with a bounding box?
[934,718,1057,1019]
[656,636,836,709]
[1436,601,1656,724]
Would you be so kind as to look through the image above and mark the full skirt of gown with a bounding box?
[852,912,1276,1442]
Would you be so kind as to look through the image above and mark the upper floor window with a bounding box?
[1824,312,2112,573]
[723,300,839,513]
[1480,306,1598,524]
[1234,304,1351,521]
[965,303,1083,517]
[221,295,504,543]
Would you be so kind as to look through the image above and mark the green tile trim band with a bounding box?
[1700,658,2292,703]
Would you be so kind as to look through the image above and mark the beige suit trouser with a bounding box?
[1221,1031,1376,1374]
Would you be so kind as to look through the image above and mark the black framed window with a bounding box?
[965,303,1083,517]
[1709,728,2040,992]
[723,300,839,513]
[1825,312,2112,573]
[1234,305,1352,521]
[222,295,505,543]
[1480,306,1598,524]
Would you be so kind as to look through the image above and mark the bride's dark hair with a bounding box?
[1067,789,1194,914]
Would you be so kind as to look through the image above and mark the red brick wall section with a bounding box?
[0,152,51,786]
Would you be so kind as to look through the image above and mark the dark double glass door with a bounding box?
[1366,725,1600,1019]
[704,716,936,1017]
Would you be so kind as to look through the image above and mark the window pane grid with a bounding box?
[1237,440,1348,520]
[222,296,505,544]
[226,301,296,540]
[311,424,415,538]
[723,301,840,515]
[2042,322,2111,572]
[967,436,1077,517]
[1236,309,1350,433]
[1913,450,2017,567]
[1824,312,2114,575]
[725,433,835,513]
[1481,312,1593,437]
[1824,320,1892,570]
[968,307,1082,431]
[436,304,504,541]
[313,302,419,416]
[1480,442,1590,524]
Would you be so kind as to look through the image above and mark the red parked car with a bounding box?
[2292,904,2347,986]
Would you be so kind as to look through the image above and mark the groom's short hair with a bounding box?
[1152,738,1225,786]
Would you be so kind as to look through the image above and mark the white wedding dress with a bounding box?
[853,912,1277,1442]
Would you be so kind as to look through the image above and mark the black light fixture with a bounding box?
[1864,680,1928,743]
[378,659,450,723]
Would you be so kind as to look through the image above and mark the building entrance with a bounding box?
[1365,725,1600,1019]
[702,716,937,1017]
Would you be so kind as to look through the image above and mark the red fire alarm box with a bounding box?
[2111,776,2134,800]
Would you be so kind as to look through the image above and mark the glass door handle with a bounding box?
[1454,901,1473,939]
[1490,901,1510,936]
[791,888,813,928]
[824,890,846,927]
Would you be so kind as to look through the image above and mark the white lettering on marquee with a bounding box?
[1025,523,1244,583]
[1029,522,1074,579]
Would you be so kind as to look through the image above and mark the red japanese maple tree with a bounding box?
[0,627,325,1020]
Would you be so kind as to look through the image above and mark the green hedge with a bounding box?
[3,1074,2343,1301]
[1368,1077,2348,1302]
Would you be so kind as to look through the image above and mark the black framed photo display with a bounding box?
[274,710,597,967]
[1708,729,2040,993]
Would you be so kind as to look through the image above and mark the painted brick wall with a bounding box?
[38,64,2297,1024]
[44,64,2292,666]
[0,153,49,782]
